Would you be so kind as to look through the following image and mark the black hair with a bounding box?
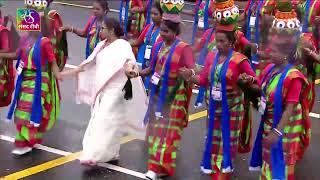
[216,30,236,45]
[94,0,109,13]
[163,20,181,35]
[47,0,53,7]
[153,1,163,16]
[104,17,124,38]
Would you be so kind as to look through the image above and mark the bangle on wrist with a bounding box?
[272,128,283,137]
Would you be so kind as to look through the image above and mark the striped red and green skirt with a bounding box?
[209,90,244,174]
[14,70,57,148]
[238,97,252,153]
[262,103,310,179]
[147,81,191,176]
[0,59,14,107]
[260,162,295,180]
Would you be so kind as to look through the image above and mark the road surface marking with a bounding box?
[3,152,81,180]
[309,112,320,119]
[189,110,207,121]
[1,135,146,179]
[0,135,72,156]
[97,163,147,179]
[1,93,319,179]
[0,108,209,179]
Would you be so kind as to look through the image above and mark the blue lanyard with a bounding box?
[254,0,264,44]
[145,24,160,45]
[119,0,130,37]
[7,35,43,126]
[201,49,234,171]
[302,0,311,32]
[191,0,203,45]
[271,63,293,180]
[156,40,181,114]
[194,28,215,107]
[245,0,254,39]
[203,0,210,30]
[145,0,153,26]
[143,39,180,124]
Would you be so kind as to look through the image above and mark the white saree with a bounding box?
[76,39,148,162]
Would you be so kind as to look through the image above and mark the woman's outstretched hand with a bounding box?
[60,65,84,77]
[59,25,72,32]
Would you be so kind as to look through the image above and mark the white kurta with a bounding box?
[76,39,148,162]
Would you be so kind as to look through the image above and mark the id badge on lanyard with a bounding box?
[299,25,303,32]
[144,45,152,59]
[17,61,24,75]
[121,7,126,21]
[258,96,266,115]
[249,16,256,27]
[151,72,161,85]
[211,83,222,101]
[198,17,204,28]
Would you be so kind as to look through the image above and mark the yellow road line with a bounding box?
[1,110,208,179]
[3,152,81,180]
[120,135,137,144]
[2,107,318,179]
[189,110,207,121]
[1,132,148,180]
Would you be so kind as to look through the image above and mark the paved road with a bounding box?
[0,1,319,180]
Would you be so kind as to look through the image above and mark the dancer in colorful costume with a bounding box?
[180,24,256,179]
[299,34,319,110]
[182,0,214,45]
[119,0,145,39]
[142,0,154,27]
[241,0,277,76]
[61,0,109,59]
[249,4,311,179]
[193,0,249,98]
[131,1,162,71]
[296,0,320,33]
[42,0,68,71]
[194,0,255,154]
[127,1,195,179]
[0,11,14,108]
[296,0,320,110]
[0,6,62,155]
[193,0,250,67]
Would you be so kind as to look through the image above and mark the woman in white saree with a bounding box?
[63,17,147,166]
